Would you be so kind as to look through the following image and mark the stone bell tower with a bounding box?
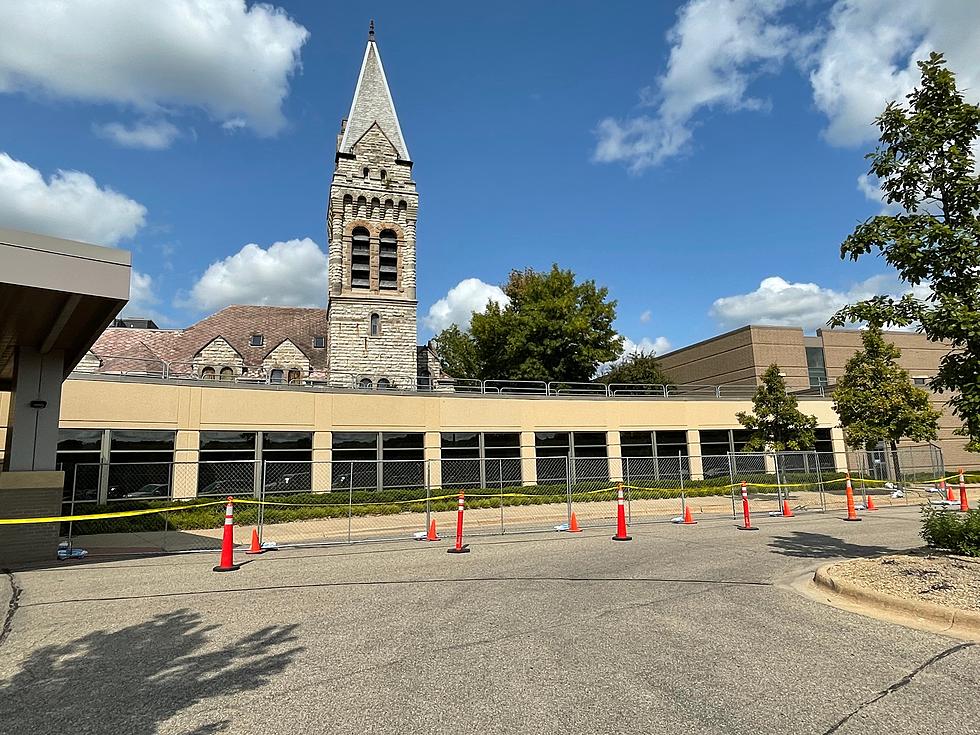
[326,22,419,388]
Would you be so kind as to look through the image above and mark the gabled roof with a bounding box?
[338,30,410,161]
[89,305,330,373]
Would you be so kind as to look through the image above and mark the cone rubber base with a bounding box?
[244,547,265,555]
[681,521,697,525]
[567,527,583,533]
[212,564,240,572]
[736,525,759,532]
[612,535,632,541]
[843,517,862,522]
[447,545,470,554]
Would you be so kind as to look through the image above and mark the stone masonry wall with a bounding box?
[193,337,244,375]
[328,297,418,387]
[262,340,311,374]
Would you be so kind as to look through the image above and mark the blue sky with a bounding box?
[1,0,977,355]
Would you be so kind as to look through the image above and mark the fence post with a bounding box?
[499,458,505,535]
[814,451,826,512]
[728,452,737,520]
[679,454,686,517]
[425,459,432,535]
[347,462,353,544]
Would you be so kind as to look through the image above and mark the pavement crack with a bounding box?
[0,568,22,649]
[822,641,975,734]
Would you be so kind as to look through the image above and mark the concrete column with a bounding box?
[607,430,623,482]
[686,430,704,481]
[830,427,848,473]
[4,348,64,472]
[312,430,332,493]
[172,430,199,499]
[424,431,441,489]
[520,431,537,486]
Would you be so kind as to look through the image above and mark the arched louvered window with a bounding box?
[219,367,234,382]
[358,378,373,389]
[201,366,216,380]
[379,230,398,290]
[351,227,370,289]
[270,369,284,384]
[370,313,380,336]
[377,377,391,390]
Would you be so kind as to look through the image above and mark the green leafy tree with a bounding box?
[598,351,674,386]
[432,324,479,381]
[736,365,818,451]
[832,326,940,477]
[830,53,980,451]
[434,265,622,382]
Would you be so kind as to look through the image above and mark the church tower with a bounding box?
[326,22,418,388]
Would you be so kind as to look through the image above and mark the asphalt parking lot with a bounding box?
[2,508,978,734]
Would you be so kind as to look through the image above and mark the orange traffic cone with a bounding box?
[865,493,878,511]
[844,476,862,522]
[244,528,265,555]
[781,499,794,518]
[943,480,954,502]
[960,469,971,512]
[425,518,440,541]
[213,497,240,572]
[567,512,583,533]
[682,505,697,525]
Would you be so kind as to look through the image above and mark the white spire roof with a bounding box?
[338,28,410,161]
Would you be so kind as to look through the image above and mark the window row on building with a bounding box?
[56,427,836,500]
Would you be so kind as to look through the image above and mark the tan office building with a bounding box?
[658,325,975,470]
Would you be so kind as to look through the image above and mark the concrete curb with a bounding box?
[813,562,980,641]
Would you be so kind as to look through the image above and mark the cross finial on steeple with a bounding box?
[368,19,375,41]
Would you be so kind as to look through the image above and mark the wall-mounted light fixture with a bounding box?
[29,400,47,409]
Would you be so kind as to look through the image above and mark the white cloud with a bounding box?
[594,0,980,171]
[186,238,327,311]
[623,336,672,356]
[94,119,180,150]
[639,309,653,323]
[0,152,146,245]
[0,0,310,135]
[594,0,799,171]
[423,278,510,332]
[709,274,921,331]
[808,0,980,146]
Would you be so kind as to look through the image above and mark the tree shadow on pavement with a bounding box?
[769,531,901,559]
[0,609,302,734]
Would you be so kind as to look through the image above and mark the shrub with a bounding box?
[921,508,980,557]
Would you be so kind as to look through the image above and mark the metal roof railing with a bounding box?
[74,358,830,400]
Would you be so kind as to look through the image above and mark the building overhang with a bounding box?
[0,227,131,390]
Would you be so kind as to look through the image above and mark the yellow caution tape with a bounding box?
[0,500,227,526]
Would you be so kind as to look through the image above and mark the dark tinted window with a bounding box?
[332,433,377,451]
[110,430,175,451]
[200,431,255,451]
[263,432,312,450]
[58,429,103,452]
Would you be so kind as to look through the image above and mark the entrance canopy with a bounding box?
[1,227,130,470]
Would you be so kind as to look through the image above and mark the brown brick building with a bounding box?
[658,325,975,469]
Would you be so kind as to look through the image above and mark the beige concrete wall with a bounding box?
[1,375,840,435]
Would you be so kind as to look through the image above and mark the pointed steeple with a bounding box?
[338,23,410,161]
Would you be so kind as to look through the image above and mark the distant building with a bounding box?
[80,25,438,390]
[658,325,971,469]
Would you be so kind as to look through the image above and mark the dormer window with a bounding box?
[313,335,326,349]
[250,334,264,347]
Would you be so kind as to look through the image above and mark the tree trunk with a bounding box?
[890,440,902,486]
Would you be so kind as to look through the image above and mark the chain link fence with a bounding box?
[57,443,958,556]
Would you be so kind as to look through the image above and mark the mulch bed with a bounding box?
[829,553,980,612]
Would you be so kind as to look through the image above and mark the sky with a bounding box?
[1,0,978,357]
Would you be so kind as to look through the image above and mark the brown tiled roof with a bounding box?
[90,305,331,375]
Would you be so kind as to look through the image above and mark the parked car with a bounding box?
[121,483,170,499]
